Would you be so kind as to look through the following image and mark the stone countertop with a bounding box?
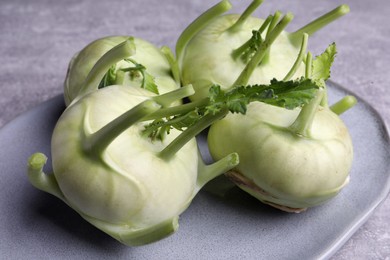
[0,0,389,259]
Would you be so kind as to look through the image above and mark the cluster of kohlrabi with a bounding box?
[27,0,355,247]
[176,0,357,212]
[27,20,321,246]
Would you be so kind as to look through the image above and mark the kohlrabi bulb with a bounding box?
[28,85,238,245]
[176,0,354,212]
[176,0,349,101]
[64,36,179,106]
[181,15,304,101]
[208,90,354,212]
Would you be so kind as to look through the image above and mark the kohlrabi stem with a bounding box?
[289,89,324,137]
[27,153,65,200]
[152,84,195,108]
[161,46,181,84]
[330,95,357,115]
[197,152,239,190]
[143,98,210,121]
[228,0,264,32]
[321,85,329,108]
[84,100,160,158]
[258,14,274,35]
[266,11,282,39]
[261,11,283,65]
[305,51,313,78]
[231,14,272,61]
[291,5,350,38]
[81,38,136,96]
[232,13,294,87]
[231,40,254,61]
[175,0,232,66]
[283,33,308,81]
[159,109,229,161]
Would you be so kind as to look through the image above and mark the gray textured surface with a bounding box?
[0,0,389,259]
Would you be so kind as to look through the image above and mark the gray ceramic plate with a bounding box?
[0,82,389,259]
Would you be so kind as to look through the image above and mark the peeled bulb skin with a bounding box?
[208,102,353,212]
[64,36,179,105]
[51,86,198,244]
[181,14,304,101]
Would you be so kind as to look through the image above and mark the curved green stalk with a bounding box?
[330,95,357,115]
[175,0,232,67]
[283,33,308,81]
[27,153,65,200]
[143,98,210,121]
[231,14,272,61]
[265,11,282,39]
[305,51,313,79]
[84,215,179,246]
[320,84,329,108]
[291,5,350,39]
[231,40,253,61]
[228,0,264,32]
[84,100,161,158]
[158,109,229,161]
[233,13,294,87]
[197,152,239,190]
[289,89,324,137]
[161,46,181,84]
[152,84,194,108]
[261,10,283,64]
[81,38,136,98]
[84,86,196,157]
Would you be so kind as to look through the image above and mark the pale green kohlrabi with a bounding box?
[208,89,355,213]
[173,0,356,212]
[64,36,180,106]
[27,84,239,246]
[176,0,349,101]
[27,57,322,243]
[207,42,357,213]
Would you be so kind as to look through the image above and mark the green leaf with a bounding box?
[143,78,319,141]
[142,71,159,95]
[144,111,203,141]
[219,78,318,113]
[240,30,264,64]
[208,84,223,102]
[311,43,337,82]
[99,58,160,94]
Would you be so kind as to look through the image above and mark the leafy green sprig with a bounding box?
[143,77,319,142]
[99,58,159,94]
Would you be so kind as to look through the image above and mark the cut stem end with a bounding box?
[176,0,232,67]
[27,153,64,200]
[292,4,350,38]
[330,95,357,115]
[228,0,264,33]
[197,152,239,189]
